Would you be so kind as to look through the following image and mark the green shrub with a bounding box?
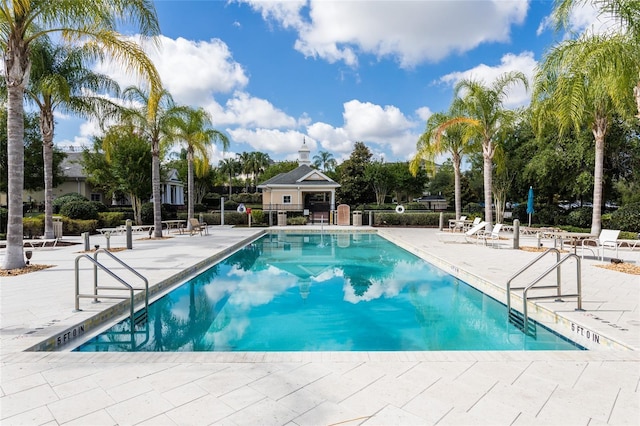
[162,203,179,220]
[62,217,98,235]
[232,193,262,204]
[535,205,568,226]
[608,202,640,232]
[464,203,483,214]
[224,200,239,211]
[91,201,109,212]
[287,216,307,225]
[98,211,125,228]
[140,203,156,224]
[566,207,593,228]
[251,209,265,225]
[59,200,99,220]
[23,216,44,238]
[53,193,87,214]
[194,203,207,213]
[373,212,442,227]
[0,207,7,234]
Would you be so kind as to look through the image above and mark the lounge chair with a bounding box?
[477,223,503,247]
[466,217,481,230]
[438,221,488,243]
[188,218,208,236]
[580,229,621,260]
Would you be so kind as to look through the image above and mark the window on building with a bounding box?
[283,195,291,204]
[90,193,102,202]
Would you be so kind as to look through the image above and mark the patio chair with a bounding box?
[580,229,621,260]
[438,221,488,243]
[188,218,208,236]
[476,223,503,247]
[449,215,467,232]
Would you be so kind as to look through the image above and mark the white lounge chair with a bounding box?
[580,229,621,260]
[438,221,488,243]
[477,223,503,247]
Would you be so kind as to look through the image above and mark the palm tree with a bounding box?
[533,33,638,234]
[435,72,528,227]
[410,101,476,220]
[219,158,240,198]
[237,151,253,192]
[26,39,121,239]
[171,106,228,223]
[0,0,161,270]
[248,151,271,188]
[551,0,640,118]
[313,150,337,172]
[121,87,178,238]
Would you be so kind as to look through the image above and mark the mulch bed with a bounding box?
[595,263,640,275]
[0,264,54,277]
[520,246,639,275]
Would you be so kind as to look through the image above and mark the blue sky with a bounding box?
[53,0,603,165]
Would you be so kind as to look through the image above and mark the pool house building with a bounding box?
[258,140,340,223]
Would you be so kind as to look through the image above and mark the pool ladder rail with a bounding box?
[506,248,583,337]
[74,248,149,331]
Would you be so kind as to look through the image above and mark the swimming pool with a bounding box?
[75,232,581,352]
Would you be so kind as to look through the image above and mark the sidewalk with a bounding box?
[1,226,638,425]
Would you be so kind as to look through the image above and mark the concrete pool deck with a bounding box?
[1,226,638,425]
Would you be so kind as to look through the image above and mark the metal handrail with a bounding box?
[506,249,582,335]
[74,250,149,330]
[521,253,582,333]
[93,248,149,317]
[506,248,561,313]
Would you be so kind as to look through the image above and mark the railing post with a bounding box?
[575,256,583,310]
[74,257,82,312]
[126,219,132,250]
[220,197,225,226]
[82,231,90,251]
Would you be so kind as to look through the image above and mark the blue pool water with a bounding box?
[76,233,581,352]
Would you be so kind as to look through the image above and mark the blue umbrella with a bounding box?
[526,186,534,226]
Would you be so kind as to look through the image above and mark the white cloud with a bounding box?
[438,51,536,108]
[95,35,248,105]
[537,1,621,36]
[343,100,416,140]
[56,120,102,150]
[415,106,433,122]
[305,100,422,162]
[206,91,298,128]
[227,128,315,158]
[240,0,529,68]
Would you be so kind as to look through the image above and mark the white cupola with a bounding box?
[299,137,311,166]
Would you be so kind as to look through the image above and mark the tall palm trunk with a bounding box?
[482,138,495,229]
[2,36,30,269]
[452,152,462,220]
[187,148,195,223]
[635,82,640,119]
[151,139,163,238]
[40,109,55,239]
[590,115,607,236]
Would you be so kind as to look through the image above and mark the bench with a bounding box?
[24,238,58,248]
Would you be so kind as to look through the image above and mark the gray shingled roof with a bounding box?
[258,164,339,187]
[60,152,85,179]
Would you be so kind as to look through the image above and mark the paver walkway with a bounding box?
[1,226,638,425]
